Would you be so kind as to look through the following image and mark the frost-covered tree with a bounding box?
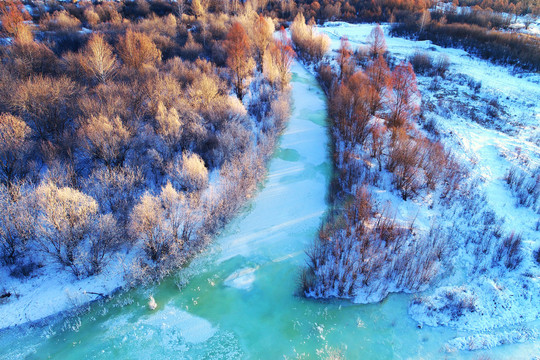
[225,22,255,101]
[366,24,387,59]
[336,37,354,81]
[86,213,121,275]
[130,192,172,263]
[81,33,117,83]
[0,113,31,184]
[168,152,209,192]
[365,55,390,115]
[0,184,36,265]
[252,14,274,71]
[83,166,144,225]
[290,13,330,63]
[117,30,161,70]
[388,62,420,128]
[264,28,295,89]
[34,182,99,276]
[78,115,132,168]
[155,102,183,156]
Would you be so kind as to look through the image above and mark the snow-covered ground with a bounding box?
[0,251,130,330]
[317,22,540,350]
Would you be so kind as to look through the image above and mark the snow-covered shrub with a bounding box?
[34,182,118,277]
[168,152,209,192]
[434,54,450,77]
[409,51,434,75]
[493,232,523,271]
[0,113,32,184]
[0,184,36,265]
[83,166,144,226]
[290,13,330,63]
[78,115,133,168]
[411,286,478,324]
[304,193,443,301]
[504,166,540,213]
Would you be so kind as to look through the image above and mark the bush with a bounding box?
[34,182,101,277]
[40,11,82,32]
[11,75,78,140]
[409,51,434,75]
[168,152,209,192]
[78,115,133,168]
[493,232,523,270]
[0,113,32,184]
[0,184,36,265]
[117,29,162,70]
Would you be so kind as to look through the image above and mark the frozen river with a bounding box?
[0,60,536,359]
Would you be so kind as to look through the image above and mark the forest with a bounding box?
[0,0,295,283]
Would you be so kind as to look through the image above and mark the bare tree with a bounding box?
[78,115,132,168]
[0,113,31,184]
[35,182,99,276]
[81,33,117,83]
[117,29,161,70]
[366,24,387,59]
[225,22,255,100]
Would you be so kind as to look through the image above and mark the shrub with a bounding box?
[168,151,209,192]
[129,182,197,265]
[0,184,36,265]
[0,113,32,184]
[34,182,100,277]
[180,32,203,60]
[493,232,523,270]
[83,166,144,226]
[117,29,162,70]
[81,33,117,83]
[40,11,82,32]
[409,51,434,75]
[78,115,133,168]
[11,75,78,139]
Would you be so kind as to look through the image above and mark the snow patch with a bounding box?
[223,267,258,290]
